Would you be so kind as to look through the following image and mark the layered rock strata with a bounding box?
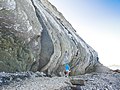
[0,0,109,76]
[31,0,103,76]
[0,0,120,90]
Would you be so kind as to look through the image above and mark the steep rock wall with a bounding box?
[0,0,42,72]
[0,0,108,75]
[32,0,100,75]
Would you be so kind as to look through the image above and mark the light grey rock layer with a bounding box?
[0,0,110,75]
[0,0,119,90]
[32,0,107,75]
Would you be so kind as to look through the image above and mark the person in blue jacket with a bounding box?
[65,63,70,77]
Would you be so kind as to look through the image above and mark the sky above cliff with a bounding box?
[49,0,120,67]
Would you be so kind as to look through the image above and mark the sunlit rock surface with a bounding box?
[0,0,120,90]
[0,0,110,75]
[32,0,107,76]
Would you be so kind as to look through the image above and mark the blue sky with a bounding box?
[49,0,120,67]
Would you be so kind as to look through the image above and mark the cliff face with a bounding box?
[0,0,42,72]
[33,0,100,75]
[0,0,104,75]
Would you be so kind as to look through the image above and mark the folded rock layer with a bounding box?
[0,0,108,75]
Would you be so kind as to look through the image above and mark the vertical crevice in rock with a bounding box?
[33,5,54,71]
[0,0,111,76]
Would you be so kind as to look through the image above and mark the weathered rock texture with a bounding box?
[0,0,109,75]
[0,72,120,90]
[32,0,103,76]
[0,0,42,72]
[0,73,72,90]
[71,72,120,90]
[0,0,120,90]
